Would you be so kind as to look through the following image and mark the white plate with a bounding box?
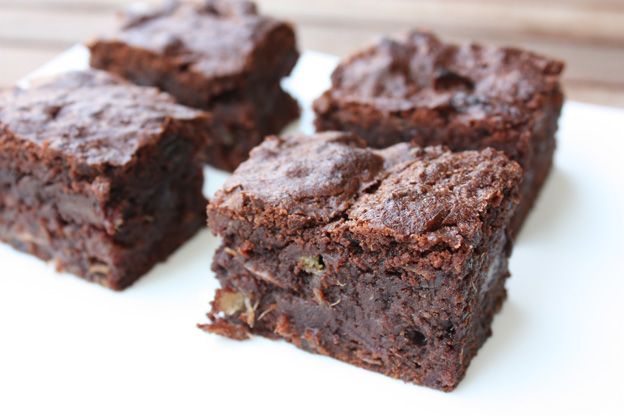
[1,45,623,416]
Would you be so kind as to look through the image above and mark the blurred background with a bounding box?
[1,0,623,107]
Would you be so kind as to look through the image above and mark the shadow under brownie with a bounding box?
[0,70,213,290]
[201,132,522,391]
[89,0,300,171]
[314,31,564,236]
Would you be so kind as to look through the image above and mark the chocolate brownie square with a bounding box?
[201,132,522,391]
[314,31,564,236]
[89,0,300,171]
[0,70,212,290]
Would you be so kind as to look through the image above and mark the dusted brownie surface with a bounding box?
[202,132,522,390]
[314,31,564,235]
[0,70,211,290]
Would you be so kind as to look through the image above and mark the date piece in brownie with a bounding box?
[89,0,300,171]
[0,70,212,290]
[201,132,522,391]
[314,31,564,236]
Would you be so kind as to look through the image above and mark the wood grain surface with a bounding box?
[1,0,623,107]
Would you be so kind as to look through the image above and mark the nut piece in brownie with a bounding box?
[201,132,522,391]
[89,0,300,171]
[314,31,564,236]
[0,70,212,290]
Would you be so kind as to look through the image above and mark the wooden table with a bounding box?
[2,0,623,107]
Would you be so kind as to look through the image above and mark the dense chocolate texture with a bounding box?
[0,70,211,290]
[201,132,522,391]
[89,0,300,171]
[314,31,564,235]
[204,85,300,171]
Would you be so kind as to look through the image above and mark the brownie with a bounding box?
[201,132,523,391]
[0,70,212,290]
[89,0,300,171]
[314,31,564,236]
[204,84,300,171]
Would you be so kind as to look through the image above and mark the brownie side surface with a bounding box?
[313,31,563,236]
[0,70,211,289]
[202,132,522,390]
[204,85,300,171]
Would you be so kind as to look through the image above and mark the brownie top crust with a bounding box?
[351,144,521,245]
[109,0,296,81]
[322,31,564,120]
[0,69,207,169]
[210,132,522,247]
[214,132,384,224]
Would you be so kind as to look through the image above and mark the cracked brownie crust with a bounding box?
[90,0,298,104]
[314,31,564,236]
[202,132,522,391]
[0,70,212,290]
